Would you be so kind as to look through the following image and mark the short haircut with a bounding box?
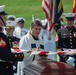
[31,19,42,28]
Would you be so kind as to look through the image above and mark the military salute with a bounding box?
[56,13,76,66]
[0,5,31,75]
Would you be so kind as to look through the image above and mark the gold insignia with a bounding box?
[12,41,19,48]
[0,38,6,48]
[73,33,76,37]
[62,33,67,35]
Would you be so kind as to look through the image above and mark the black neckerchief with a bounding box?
[7,36,13,39]
[30,32,39,40]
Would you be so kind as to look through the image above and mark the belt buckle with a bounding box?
[48,38,51,40]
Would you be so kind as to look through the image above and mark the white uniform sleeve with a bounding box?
[19,35,31,50]
[19,36,27,50]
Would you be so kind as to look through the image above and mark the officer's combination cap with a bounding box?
[0,5,7,15]
[15,17,25,24]
[5,21,16,29]
[65,13,75,20]
[7,15,16,20]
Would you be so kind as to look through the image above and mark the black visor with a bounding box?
[66,17,74,21]
[0,11,7,15]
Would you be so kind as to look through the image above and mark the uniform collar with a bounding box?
[7,36,13,39]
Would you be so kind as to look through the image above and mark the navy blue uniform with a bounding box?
[8,36,20,49]
[8,36,20,74]
[0,32,24,75]
[57,26,76,49]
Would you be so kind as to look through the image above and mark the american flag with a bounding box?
[72,0,76,20]
[42,0,54,32]
[72,0,76,13]
[54,0,63,24]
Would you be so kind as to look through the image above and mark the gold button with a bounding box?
[70,30,72,32]
[70,42,72,44]
[19,54,20,56]
[6,66,8,68]
[70,46,73,48]
[70,36,72,38]
[70,39,72,41]
[15,54,17,57]
[70,33,72,35]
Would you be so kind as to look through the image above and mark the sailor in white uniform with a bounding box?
[39,19,56,60]
[7,15,16,21]
[17,19,44,75]
[13,17,28,39]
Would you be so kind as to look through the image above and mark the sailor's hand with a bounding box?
[36,46,43,51]
[66,57,75,67]
[23,51,31,59]
[56,48,62,51]
[36,46,40,51]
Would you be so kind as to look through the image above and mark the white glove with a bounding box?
[66,57,75,67]
[13,65,16,70]
[23,51,31,59]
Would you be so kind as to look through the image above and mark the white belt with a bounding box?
[62,48,76,51]
[0,59,12,63]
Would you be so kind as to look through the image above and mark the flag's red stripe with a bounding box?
[42,0,54,31]
[42,6,48,18]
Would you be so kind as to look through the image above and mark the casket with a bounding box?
[23,58,76,75]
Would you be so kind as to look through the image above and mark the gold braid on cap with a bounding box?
[5,26,14,29]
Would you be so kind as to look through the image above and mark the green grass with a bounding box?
[0,0,73,29]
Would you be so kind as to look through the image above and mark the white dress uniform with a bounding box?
[13,27,28,39]
[39,28,56,60]
[17,32,44,75]
[40,20,56,60]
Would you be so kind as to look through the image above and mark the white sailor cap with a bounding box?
[0,5,7,15]
[5,20,16,28]
[41,20,46,26]
[7,15,16,20]
[74,20,76,24]
[41,19,47,26]
[65,13,75,20]
[15,17,26,24]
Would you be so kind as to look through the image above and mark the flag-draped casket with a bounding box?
[23,58,76,75]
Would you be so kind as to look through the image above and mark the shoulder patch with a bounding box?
[0,38,6,48]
